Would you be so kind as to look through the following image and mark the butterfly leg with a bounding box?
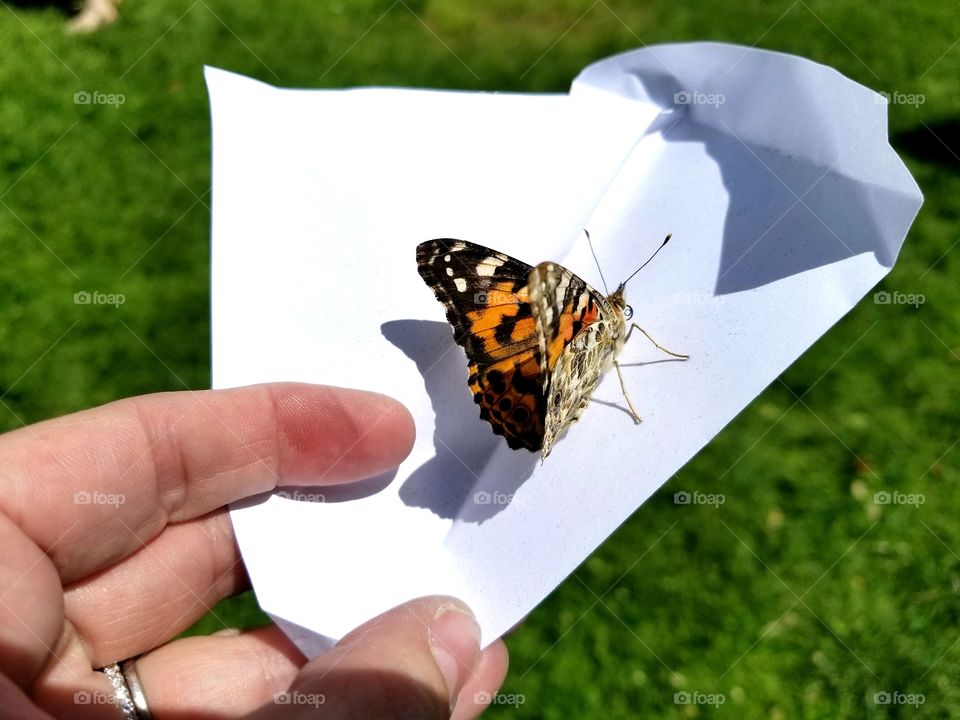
[625,323,690,360]
[614,361,642,423]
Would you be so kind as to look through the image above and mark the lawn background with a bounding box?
[1,1,958,717]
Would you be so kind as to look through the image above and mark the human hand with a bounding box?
[0,383,508,719]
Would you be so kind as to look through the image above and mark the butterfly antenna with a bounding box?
[584,229,611,296]
[620,233,672,289]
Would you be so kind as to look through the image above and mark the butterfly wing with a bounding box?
[527,261,622,457]
[416,239,546,451]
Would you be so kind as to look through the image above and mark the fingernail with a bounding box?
[428,602,481,708]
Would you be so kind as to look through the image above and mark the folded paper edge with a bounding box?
[571,42,923,238]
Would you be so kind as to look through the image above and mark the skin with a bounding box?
[0,383,508,719]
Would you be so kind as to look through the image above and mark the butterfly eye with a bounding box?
[624,305,634,320]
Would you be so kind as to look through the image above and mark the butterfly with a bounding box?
[416,234,687,459]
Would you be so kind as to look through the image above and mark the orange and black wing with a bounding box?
[416,239,546,451]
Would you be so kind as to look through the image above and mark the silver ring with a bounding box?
[122,659,153,720]
[99,658,152,720]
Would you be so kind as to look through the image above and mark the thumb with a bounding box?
[260,596,504,720]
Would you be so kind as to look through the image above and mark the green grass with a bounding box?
[1,1,958,717]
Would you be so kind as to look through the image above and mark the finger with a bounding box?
[0,383,415,583]
[0,511,62,689]
[133,626,305,716]
[29,625,304,719]
[34,599,506,720]
[134,630,508,720]
[452,639,509,720]
[254,596,489,720]
[0,672,53,720]
[62,509,248,666]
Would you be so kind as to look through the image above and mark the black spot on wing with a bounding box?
[492,300,532,349]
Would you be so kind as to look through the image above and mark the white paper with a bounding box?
[209,42,921,653]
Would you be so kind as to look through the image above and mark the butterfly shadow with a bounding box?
[631,70,901,295]
[382,320,537,523]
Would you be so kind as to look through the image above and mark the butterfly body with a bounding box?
[416,238,634,459]
[528,261,631,454]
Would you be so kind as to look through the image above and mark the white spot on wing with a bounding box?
[476,256,505,277]
[446,267,454,276]
[454,277,467,292]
